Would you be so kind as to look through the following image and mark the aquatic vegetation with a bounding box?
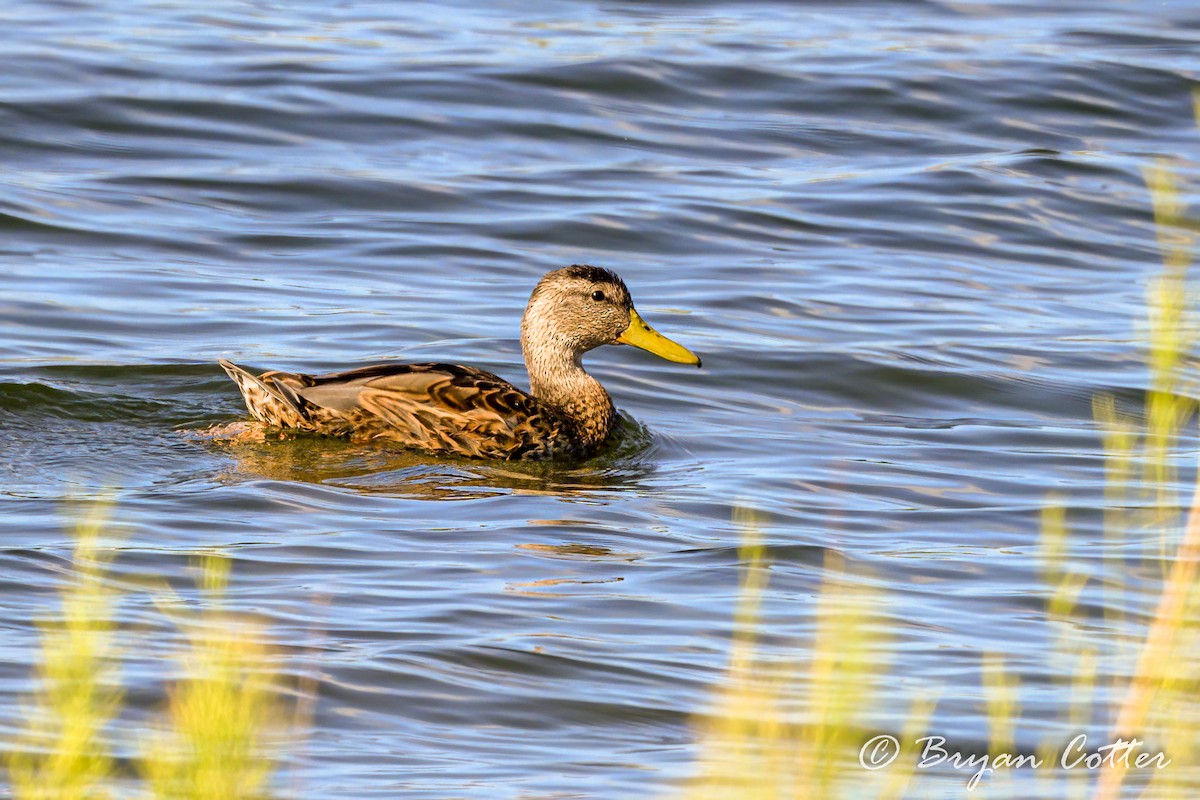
[679,508,929,800]
[6,503,122,800]
[1092,113,1200,798]
[1026,95,1200,797]
[682,94,1200,799]
[1138,154,1200,551]
[140,554,284,800]
[4,512,293,800]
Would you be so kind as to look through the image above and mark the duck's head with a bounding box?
[521,265,701,367]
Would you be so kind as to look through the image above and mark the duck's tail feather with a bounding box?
[218,359,311,426]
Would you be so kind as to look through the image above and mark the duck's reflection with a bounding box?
[193,415,657,501]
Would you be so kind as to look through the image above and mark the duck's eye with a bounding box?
[591,290,606,302]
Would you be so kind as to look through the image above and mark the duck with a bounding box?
[219,265,701,460]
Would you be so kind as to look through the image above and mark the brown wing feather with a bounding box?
[297,363,579,459]
[222,360,584,459]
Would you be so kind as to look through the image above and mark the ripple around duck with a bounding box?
[0,381,173,423]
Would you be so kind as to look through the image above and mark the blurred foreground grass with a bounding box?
[681,93,1200,799]
[5,510,296,800]
[678,510,931,800]
[7,504,121,799]
[142,554,285,800]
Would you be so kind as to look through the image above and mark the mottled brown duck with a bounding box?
[219,265,701,460]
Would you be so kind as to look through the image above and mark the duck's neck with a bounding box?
[521,326,615,450]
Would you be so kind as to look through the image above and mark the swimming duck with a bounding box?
[219,265,700,460]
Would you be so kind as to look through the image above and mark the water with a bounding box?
[3,1,1199,796]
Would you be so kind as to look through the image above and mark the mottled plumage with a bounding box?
[220,265,700,460]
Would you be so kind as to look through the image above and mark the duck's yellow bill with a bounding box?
[617,308,702,367]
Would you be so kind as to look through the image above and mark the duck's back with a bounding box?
[220,360,584,460]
